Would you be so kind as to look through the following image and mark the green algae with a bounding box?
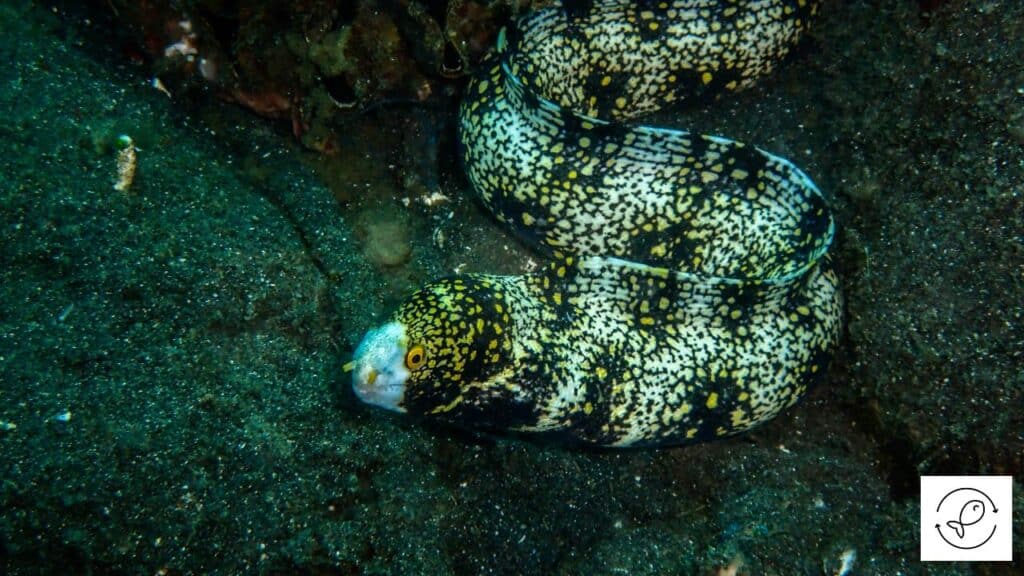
[0,1,1021,575]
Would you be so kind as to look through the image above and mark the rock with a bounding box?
[359,211,412,268]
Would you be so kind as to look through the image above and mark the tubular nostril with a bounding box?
[366,369,378,385]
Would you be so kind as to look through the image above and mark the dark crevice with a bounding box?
[441,39,465,77]
[324,74,358,108]
[338,0,359,23]
[196,9,239,55]
[880,435,920,501]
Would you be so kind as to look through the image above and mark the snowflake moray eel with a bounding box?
[348,0,842,448]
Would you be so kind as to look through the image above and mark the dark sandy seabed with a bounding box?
[1,0,1021,574]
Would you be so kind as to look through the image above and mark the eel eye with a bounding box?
[405,345,426,370]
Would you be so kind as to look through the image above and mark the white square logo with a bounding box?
[920,475,1013,561]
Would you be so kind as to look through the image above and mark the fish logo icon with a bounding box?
[945,499,985,539]
[920,475,1012,561]
[935,488,998,550]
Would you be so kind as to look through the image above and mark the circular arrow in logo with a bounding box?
[934,487,999,550]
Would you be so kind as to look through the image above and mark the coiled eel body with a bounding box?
[349,0,841,448]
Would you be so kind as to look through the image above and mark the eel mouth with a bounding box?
[346,322,409,413]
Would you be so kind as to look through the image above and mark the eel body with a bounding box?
[349,0,841,448]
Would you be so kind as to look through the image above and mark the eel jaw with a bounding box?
[349,322,409,413]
